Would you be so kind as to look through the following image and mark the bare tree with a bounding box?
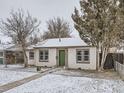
[29,34,40,44]
[0,9,40,67]
[72,0,124,70]
[42,17,71,40]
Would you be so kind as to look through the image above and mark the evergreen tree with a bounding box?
[72,0,124,70]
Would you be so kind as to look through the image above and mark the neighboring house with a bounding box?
[0,44,14,64]
[0,44,24,64]
[0,45,5,64]
[26,38,97,70]
[6,44,24,64]
[0,51,4,64]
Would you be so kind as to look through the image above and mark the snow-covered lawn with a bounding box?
[4,74,124,93]
[0,64,37,72]
[0,64,51,73]
[0,70,37,86]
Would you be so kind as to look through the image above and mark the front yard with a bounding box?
[4,74,124,93]
[0,70,37,86]
[0,65,124,93]
[0,64,52,73]
[0,69,124,93]
[0,64,51,87]
[0,64,37,72]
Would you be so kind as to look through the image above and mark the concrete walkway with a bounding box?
[0,68,61,93]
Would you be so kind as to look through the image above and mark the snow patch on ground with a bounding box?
[0,64,23,69]
[53,69,121,80]
[0,70,37,86]
[4,74,124,93]
[0,64,51,73]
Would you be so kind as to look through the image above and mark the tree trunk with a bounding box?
[4,51,8,68]
[96,47,100,70]
[99,47,108,71]
[24,50,28,67]
[22,44,28,68]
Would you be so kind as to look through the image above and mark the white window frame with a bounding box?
[29,51,34,60]
[39,50,49,62]
[76,49,90,63]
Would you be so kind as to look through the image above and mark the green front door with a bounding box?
[59,50,65,66]
[0,58,3,64]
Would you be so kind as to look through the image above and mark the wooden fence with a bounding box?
[115,61,124,80]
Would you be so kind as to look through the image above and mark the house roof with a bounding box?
[27,45,36,50]
[34,38,89,48]
[0,44,14,51]
[0,45,5,50]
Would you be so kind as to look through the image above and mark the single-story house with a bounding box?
[26,45,36,65]
[0,44,14,64]
[26,38,97,70]
[0,45,5,64]
[0,44,24,64]
[6,44,24,64]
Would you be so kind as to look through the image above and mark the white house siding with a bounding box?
[36,48,57,67]
[68,47,97,70]
[26,50,36,66]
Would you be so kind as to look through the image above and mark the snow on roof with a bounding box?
[6,44,23,51]
[0,44,14,50]
[0,45,5,50]
[34,38,89,48]
[27,45,36,50]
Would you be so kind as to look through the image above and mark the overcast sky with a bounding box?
[0,0,80,43]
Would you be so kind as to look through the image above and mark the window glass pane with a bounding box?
[84,50,89,55]
[77,51,81,55]
[45,56,48,60]
[77,50,82,62]
[77,56,82,61]
[40,51,43,55]
[84,50,89,61]
[39,51,44,60]
[40,56,43,60]
[84,56,89,61]
[45,51,48,55]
